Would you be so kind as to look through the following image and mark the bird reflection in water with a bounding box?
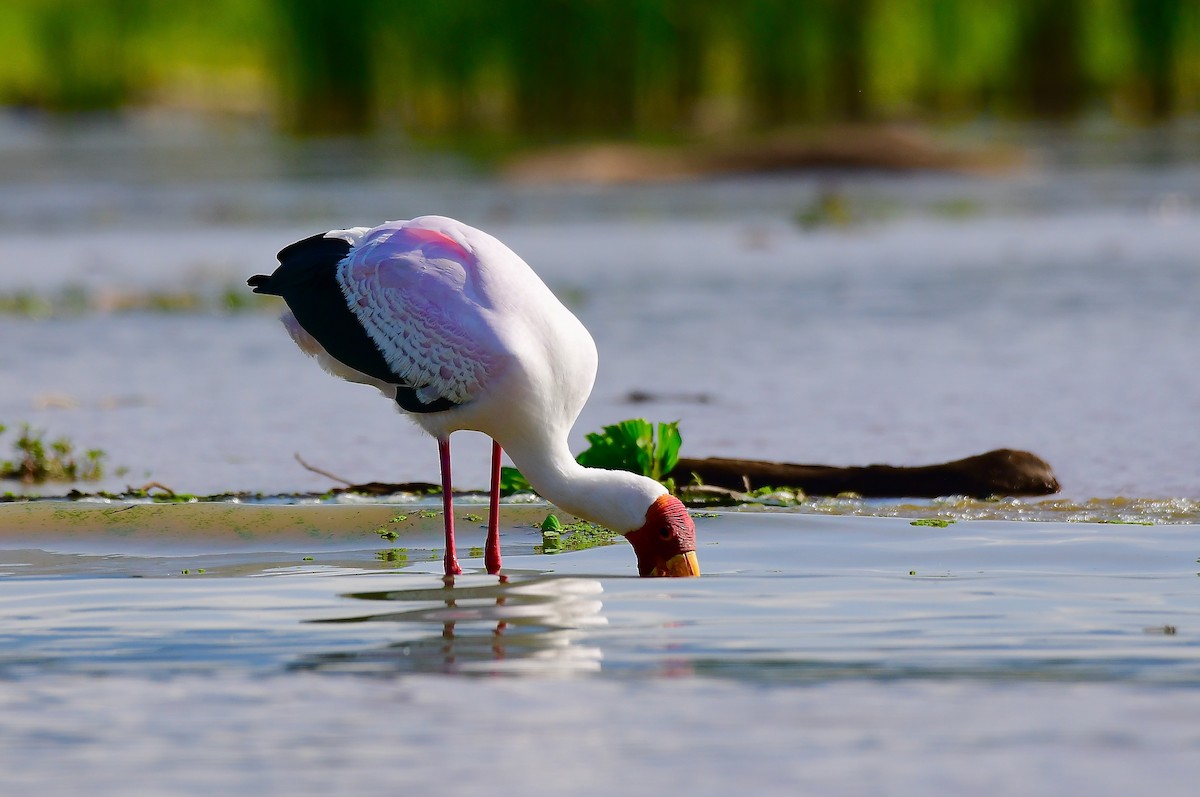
[293,574,606,675]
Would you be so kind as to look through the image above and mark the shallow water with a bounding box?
[1,504,1199,795]
[7,504,1194,685]
[1,117,1199,498]
[2,117,1199,794]
[4,208,1199,499]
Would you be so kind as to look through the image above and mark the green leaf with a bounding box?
[577,419,646,473]
[575,418,681,482]
[499,466,534,495]
[652,420,682,480]
[502,418,683,495]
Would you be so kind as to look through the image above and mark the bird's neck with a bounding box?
[502,432,666,534]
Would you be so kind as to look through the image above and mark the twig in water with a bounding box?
[294,452,354,486]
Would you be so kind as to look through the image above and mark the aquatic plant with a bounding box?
[537,512,619,554]
[555,521,619,552]
[501,418,681,496]
[375,548,409,567]
[0,423,106,484]
[794,190,854,229]
[576,419,681,483]
[0,284,275,318]
[540,513,563,552]
[499,467,534,495]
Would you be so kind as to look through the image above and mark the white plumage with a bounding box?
[250,215,699,579]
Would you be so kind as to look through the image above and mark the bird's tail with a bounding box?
[247,275,279,295]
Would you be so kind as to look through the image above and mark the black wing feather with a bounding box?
[249,233,457,414]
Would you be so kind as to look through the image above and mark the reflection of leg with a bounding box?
[486,440,503,575]
[493,574,508,659]
[441,586,457,667]
[441,618,456,669]
[438,436,462,577]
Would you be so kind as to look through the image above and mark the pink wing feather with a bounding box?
[336,220,504,405]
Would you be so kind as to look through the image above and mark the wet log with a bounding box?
[670,449,1059,499]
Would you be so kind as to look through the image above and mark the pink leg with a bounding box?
[438,436,462,577]
[485,440,503,575]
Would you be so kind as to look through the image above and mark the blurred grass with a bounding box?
[0,0,1196,137]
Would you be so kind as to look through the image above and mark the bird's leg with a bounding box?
[485,440,503,575]
[438,436,463,577]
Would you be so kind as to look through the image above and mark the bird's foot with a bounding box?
[444,554,463,577]
[485,552,502,576]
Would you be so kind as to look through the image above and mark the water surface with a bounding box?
[1,505,1198,795]
[2,118,1198,795]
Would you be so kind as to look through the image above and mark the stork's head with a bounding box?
[624,494,700,577]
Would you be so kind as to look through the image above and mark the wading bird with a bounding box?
[249,216,699,579]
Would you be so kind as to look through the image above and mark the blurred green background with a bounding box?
[0,0,1195,141]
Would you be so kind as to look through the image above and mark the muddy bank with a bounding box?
[502,126,1025,184]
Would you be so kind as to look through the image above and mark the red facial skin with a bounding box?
[624,494,700,577]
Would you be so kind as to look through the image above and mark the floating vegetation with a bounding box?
[540,513,563,553]
[117,483,200,503]
[537,513,619,554]
[909,518,955,528]
[3,485,1195,530]
[1143,625,1178,636]
[929,197,985,220]
[906,570,953,578]
[58,488,257,503]
[375,549,409,567]
[789,496,1200,526]
[747,486,805,506]
[0,284,276,319]
[557,522,620,552]
[0,423,107,484]
[794,190,855,230]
